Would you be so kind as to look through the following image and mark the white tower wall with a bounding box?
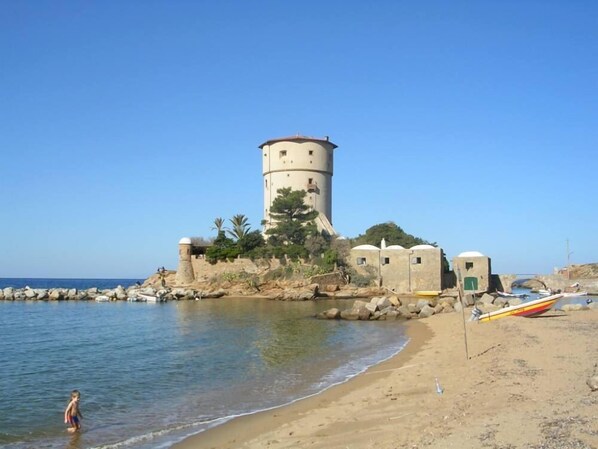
[259,136,337,230]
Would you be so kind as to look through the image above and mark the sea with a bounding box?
[0,278,409,449]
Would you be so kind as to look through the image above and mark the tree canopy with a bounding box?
[265,188,318,247]
[351,221,434,248]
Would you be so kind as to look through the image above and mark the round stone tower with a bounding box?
[259,135,337,231]
[175,237,195,285]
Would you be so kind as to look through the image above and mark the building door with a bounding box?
[464,277,478,291]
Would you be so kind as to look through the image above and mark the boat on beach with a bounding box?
[496,290,528,299]
[471,293,563,323]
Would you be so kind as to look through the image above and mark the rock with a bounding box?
[340,309,360,320]
[454,301,463,313]
[324,284,340,292]
[407,303,418,314]
[14,291,26,301]
[397,305,412,317]
[3,287,14,301]
[463,293,475,306]
[493,297,507,308]
[433,304,444,314]
[67,288,78,299]
[479,293,495,305]
[418,304,436,318]
[24,288,37,299]
[416,300,430,311]
[385,310,400,319]
[388,295,401,307]
[376,297,392,309]
[353,300,369,310]
[49,289,63,301]
[324,308,341,319]
[587,375,598,391]
[507,298,522,307]
[476,303,500,313]
[365,303,378,313]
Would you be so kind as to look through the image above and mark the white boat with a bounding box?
[496,290,528,299]
[137,293,167,303]
[562,291,588,298]
[537,289,553,296]
[95,295,110,302]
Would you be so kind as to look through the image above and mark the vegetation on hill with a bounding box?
[198,190,439,280]
[350,222,434,248]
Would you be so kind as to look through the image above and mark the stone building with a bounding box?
[452,251,492,293]
[259,135,337,235]
[350,241,445,294]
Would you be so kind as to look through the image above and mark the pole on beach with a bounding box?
[456,269,470,360]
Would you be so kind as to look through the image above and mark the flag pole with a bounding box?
[456,268,470,360]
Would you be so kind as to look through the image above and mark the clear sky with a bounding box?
[1,1,596,279]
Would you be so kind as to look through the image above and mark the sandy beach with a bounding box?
[174,309,597,449]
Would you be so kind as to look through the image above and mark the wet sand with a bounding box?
[174,310,597,449]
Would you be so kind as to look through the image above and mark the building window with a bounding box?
[279,150,287,157]
[265,180,268,189]
[356,257,367,266]
[411,257,422,265]
[264,152,267,157]
[466,262,474,270]
[309,150,313,155]
[381,257,390,265]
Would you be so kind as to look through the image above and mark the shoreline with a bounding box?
[173,310,597,449]
[172,319,432,449]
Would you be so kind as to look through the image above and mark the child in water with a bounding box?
[64,390,83,433]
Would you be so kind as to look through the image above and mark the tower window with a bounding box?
[466,262,474,270]
[309,150,313,155]
[356,257,367,266]
[265,180,268,189]
[411,257,422,265]
[279,150,287,157]
[382,257,390,265]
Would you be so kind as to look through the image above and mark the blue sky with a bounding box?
[1,1,596,278]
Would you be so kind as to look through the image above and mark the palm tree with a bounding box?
[211,217,225,234]
[227,214,251,241]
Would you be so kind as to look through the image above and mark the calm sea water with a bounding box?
[0,278,143,290]
[0,281,409,449]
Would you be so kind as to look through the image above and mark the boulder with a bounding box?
[476,303,500,314]
[388,295,401,307]
[462,293,475,306]
[376,297,392,309]
[397,305,412,317]
[14,291,26,301]
[454,301,463,313]
[67,288,78,300]
[49,289,63,301]
[24,288,37,299]
[324,308,341,319]
[3,287,14,300]
[418,304,436,318]
[493,297,507,308]
[433,304,444,314]
[407,303,418,314]
[587,375,598,392]
[353,300,369,310]
[340,309,360,320]
[365,302,378,313]
[416,299,430,311]
[479,293,495,305]
[507,298,523,307]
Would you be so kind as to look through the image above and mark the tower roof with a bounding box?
[259,135,337,149]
